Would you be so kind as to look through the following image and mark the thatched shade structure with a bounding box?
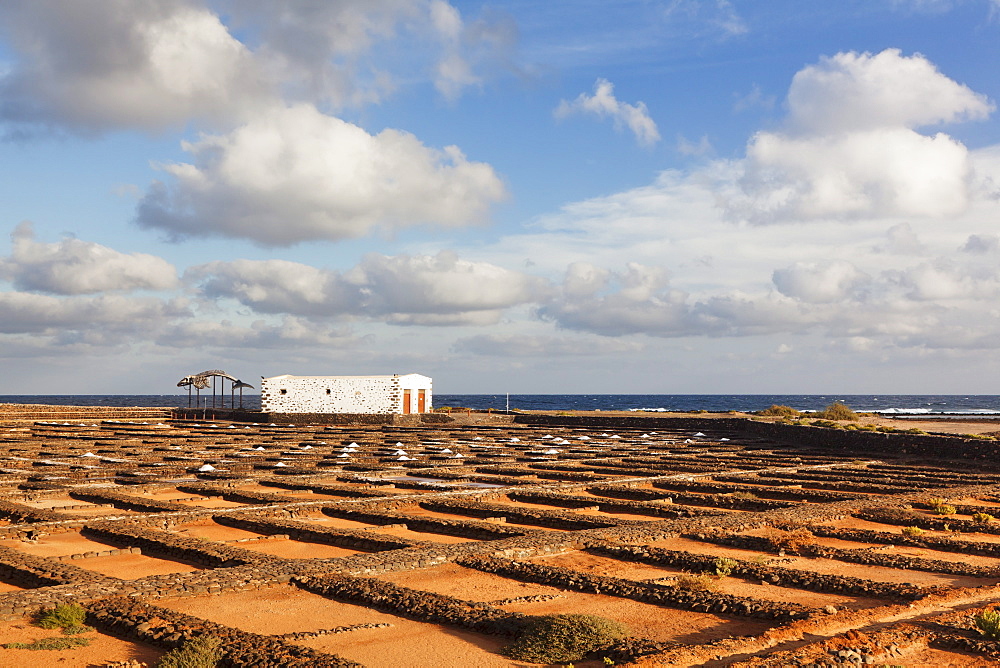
[232,380,254,409]
[177,370,240,408]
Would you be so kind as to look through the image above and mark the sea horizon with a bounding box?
[3,393,1000,415]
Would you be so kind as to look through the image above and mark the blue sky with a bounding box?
[1,0,1000,395]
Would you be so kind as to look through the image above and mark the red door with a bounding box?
[417,390,426,413]
[403,390,412,414]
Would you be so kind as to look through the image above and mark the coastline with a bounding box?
[515,408,1000,437]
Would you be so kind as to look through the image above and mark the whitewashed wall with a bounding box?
[260,374,431,414]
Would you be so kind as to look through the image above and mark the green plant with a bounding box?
[812,402,859,421]
[928,498,958,515]
[730,491,758,501]
[973,609,1000,639]
[35,603,88,634]
[502,614,629,664]
[713,557,739,577]
[758,405,801,418]
[3,636,90,650]
[900,526,925,538]
[157,635,224,668]
[603,658,616,666]
[973,512,995,523]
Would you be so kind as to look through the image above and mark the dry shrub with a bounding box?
[157,635,223,668]
[3,636,90,650]
[758,405,801,418]
[812,402,859,421]
[672,572,718,591]
[502,614,629,664]
[765,527,815,554]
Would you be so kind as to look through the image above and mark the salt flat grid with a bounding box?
[1,412,1000,664]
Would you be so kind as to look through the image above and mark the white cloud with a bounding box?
[555,78,661,147]
[877,223,926,255]
[0,222,178,294]
[136,103,505,245]
[155,316,359,351]
[728,49,993,223]
[0,1,513,133]
[0,291,188,335]
[0,0,268,132]
[962,234,1000,254]
[663,0,748,38]
[350,251,550,325]
[738,127,972,221]
[786,49,992,134]
[190,251,547,325]
[453,333,643,357]
[677,134,714,157]
[539,263,695,337]
[189,259,360,317]
[891,261,1000,301]
[429,1,480,100]
[772,261,872,303]
[227,0,417,109]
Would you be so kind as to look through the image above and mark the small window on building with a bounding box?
[280,389,287,395]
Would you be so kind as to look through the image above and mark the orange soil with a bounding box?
[60,505,138,518]
[172,520,266,541]
[643,537,998,589]
[816,516,1000,545]
[0,580,24,593]
[744,526,1000,568]
[399,506,576,532]
[503,590,771,645]
[0,531,118,557]
[158,585,516,667]
[377,562,772,645]
[175,497,247,509]
[234,538,361,559]
[895,645,1000,667]
[74,552,201,579]
[574,507,672,522]
[21,498,96,509]
[529,551,883,611]
[955,497,1000,508]
[0,618,162,668]
[367,525,477,544]
[297,516,391,531]
[375,563,570,602]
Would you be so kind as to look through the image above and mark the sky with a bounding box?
[1,0,1000,396]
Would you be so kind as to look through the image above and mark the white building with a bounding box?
[260,374,432,414]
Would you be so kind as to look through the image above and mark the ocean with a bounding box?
[2,394,999,415]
